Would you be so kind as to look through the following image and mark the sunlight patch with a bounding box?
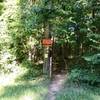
[21,95,33,100]
[20,93,40,100]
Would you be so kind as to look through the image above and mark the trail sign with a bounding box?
[42,39,53,46]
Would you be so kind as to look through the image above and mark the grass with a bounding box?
[0,70,100,100]
[0,79,47,100]
[0,67,100,100]
[0,50,49,100]
[0,61,100,100]
[0,64,50,100]
[0,77,49,100]
[56,82,100,100]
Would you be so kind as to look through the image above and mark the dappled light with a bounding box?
[0,0,100,100]
[0,79,48,100]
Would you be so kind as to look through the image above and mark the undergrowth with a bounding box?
[56,81,100,100]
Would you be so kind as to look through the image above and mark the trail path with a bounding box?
[46,74,66,100]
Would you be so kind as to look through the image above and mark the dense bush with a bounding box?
[68,68,100,85]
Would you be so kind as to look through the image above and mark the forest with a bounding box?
[0,0,100,100]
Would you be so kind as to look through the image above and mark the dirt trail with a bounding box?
[46,74,66,100]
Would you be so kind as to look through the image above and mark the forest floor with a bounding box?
[0,69,100,100]
[0,66,49,100]
[45,73,100,100]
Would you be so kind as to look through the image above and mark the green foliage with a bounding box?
[0,0,3,2]
[7,0,39,63]
[68,68,100,85]
[0,3,3,10]
[0,0,4,15]
[0,0,100,82]
[17,65,43,81]
[13,59,43,81]
[0,2,4,15]
[83,54,100,65]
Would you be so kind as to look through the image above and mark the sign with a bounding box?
[42,39,53,46]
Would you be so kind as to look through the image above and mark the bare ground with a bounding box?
[45,74,67,100]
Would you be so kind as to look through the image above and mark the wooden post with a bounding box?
[43,22,50,75]
[42,23,53,78]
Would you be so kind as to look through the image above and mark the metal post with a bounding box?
[49,56,52,78]
[43,47,49,74]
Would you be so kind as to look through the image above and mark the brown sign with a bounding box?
[42,39,53,46]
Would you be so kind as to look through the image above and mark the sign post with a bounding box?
[42,38,53,78]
